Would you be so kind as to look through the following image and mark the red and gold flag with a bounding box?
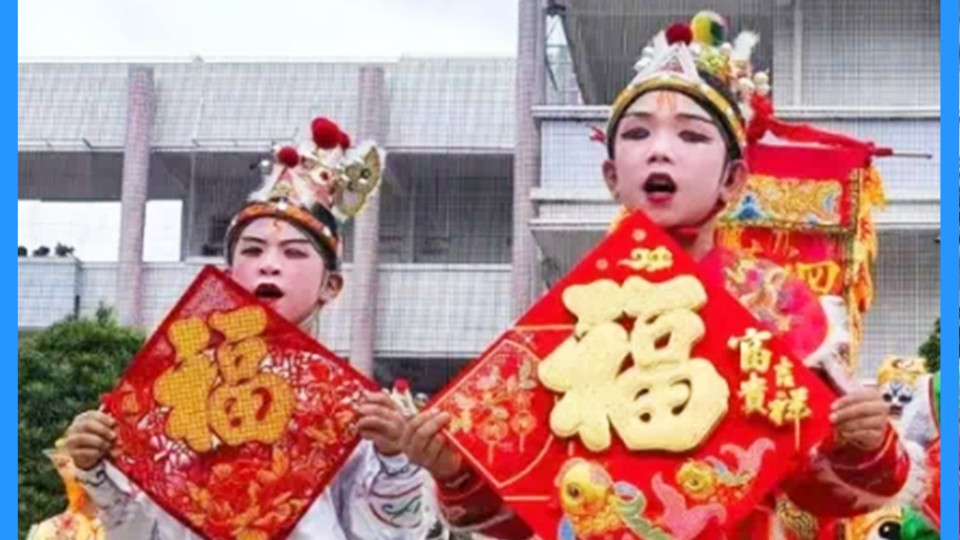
[720,112,887,371]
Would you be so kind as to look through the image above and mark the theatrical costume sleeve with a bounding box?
[76,442,435,540]
[75,461,182,539]
[434,465,533,540]
[329,440,436,539]
[780,426,913,518]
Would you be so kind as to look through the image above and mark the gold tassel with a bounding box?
[861,165,888,210]
[847,165,887,365]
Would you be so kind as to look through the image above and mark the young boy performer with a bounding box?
[401,12,915,540]
[62,116,432,539]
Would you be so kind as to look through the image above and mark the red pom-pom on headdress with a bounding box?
[276,146,301,167]
[311,117,342,149]
[665,22,693,45]
[338,131,352,150]
[395,379,410,393]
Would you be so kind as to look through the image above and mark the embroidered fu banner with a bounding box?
[428,210,836,540]
[102,266,377,540]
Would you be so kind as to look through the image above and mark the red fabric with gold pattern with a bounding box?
[718,142,882,367]
[427,210,836,540]
[701,248,829,364]
[101,266,377,540]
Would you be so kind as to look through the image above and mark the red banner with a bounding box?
[718,143,882,368]
[102,266,377,540]
[428,210,836,539]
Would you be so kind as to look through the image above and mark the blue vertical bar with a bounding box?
[5,1,17,536]
[938,0,957,536]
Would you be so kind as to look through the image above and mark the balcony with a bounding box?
[18,259,512,359]
[533,105,940,245]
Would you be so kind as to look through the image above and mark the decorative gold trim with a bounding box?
[610,75,746,147]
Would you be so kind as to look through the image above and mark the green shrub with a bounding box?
[18,307,142,539]
[917,317,940,374]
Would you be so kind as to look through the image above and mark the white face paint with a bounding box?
[229,218,341,326]
[604,90,732,229]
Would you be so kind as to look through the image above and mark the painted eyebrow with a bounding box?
[622,111,714,125]
[676,113,715,125]
[237,236,312,246]
[278,239,312,246]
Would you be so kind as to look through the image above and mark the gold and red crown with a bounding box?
[226,116,383,268]
[608,10,770,154]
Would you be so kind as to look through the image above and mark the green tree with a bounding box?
[917,317,940,373]
[18,307,143,539]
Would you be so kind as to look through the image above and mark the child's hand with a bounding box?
[400,410,462,481]
[356,391,407,457]
[830,389,891,452]
[64,411,117,470]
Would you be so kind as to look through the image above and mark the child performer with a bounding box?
[402,13,916,540]
[63,117,432,539]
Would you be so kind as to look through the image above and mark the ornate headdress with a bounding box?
[876,356,929,416]
[607,10,769,158]
[225,116,383,269]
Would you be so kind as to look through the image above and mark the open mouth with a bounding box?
[254,283,285,301]
[643,173,677,195]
